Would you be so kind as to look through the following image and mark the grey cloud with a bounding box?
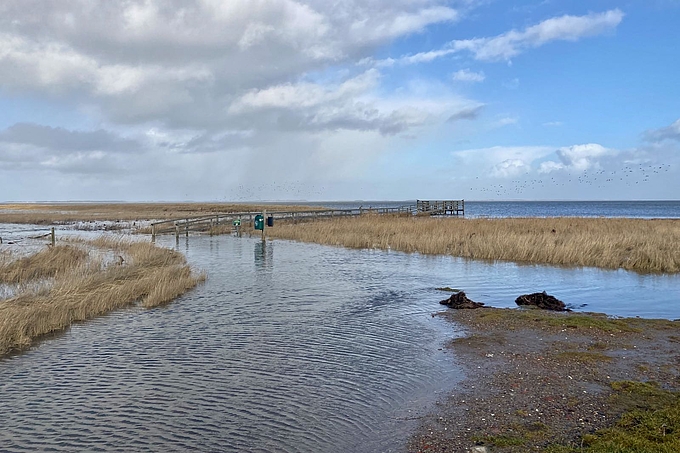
[447,105,484,122]
[644,119,680,142]
[0,0,466,138]
[0,123,147,175]
[0,123,141,153]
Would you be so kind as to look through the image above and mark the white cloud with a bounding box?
[451,9,624,61]
[452,68,485,82]
[491,159,530,177]
[453,146,554,177]
[556,143,611,170]
[537,161,565,173]
[379,9,624,67]
[0,1,461,128]
[494,117,518,127]
[543,121,564,127]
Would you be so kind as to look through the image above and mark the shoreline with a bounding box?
[408,307,680,452]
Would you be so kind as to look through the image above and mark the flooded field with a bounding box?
[0,234,678,452]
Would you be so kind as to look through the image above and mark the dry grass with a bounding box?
[0,246,88,284]
[265,215,680,273]
[0,238,204,356]
[0,202,323,224]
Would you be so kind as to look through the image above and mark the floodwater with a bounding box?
[1,235,679,452]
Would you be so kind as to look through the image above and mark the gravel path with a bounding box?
[408,308,680,452]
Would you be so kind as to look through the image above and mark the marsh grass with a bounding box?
[0,238,204,356]
[0,202,322,224]
[266,215,680,273]
[0,246,88,284]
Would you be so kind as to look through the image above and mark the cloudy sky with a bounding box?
[0,0,678,202]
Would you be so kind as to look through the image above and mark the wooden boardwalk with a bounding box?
[416,200,464,216]
[150,200,464,239]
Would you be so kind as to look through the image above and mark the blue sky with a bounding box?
[0,0,678,201]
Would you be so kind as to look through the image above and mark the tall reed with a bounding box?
[0,239,204,356]
[265,215,680,274]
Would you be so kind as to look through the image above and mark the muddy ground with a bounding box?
[408,308,680,452]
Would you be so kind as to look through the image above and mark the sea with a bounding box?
[288,200,680,218]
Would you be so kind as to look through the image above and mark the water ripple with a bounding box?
[1,236,679,452]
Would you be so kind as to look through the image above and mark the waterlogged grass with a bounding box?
[265,215,680,274]
[0,245,88,284]
[0,238,204,356]
[468,308,656,333]
[473,422,550,448]
[549,382,680,452]
[435,287,461,292]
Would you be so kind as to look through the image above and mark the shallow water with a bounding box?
[0,236,463,453]
[0,235,679,452]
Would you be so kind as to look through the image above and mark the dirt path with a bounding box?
[408,308,680,452]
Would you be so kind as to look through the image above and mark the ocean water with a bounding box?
[295,200,680,218]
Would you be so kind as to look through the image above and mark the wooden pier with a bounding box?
[416,200,464,216]
[150,201,464,240]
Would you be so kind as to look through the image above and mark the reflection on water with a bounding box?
[254,239,273,269]
[1,235,679,452]
[0,236,463,453]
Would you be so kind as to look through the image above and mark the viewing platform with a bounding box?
[416,200,464,216]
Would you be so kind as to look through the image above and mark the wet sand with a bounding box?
[408,308,680,452]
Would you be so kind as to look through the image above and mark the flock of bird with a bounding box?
[228,182,327,201]
[469,163,672,197]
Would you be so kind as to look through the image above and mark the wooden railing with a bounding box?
[150,205,418,240]
[416,200,464,216]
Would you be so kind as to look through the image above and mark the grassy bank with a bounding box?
[0,238,204,356]
[265,215,680,273]
[410,307,680,453]
[0,202,322,224]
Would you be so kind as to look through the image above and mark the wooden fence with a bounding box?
[150,205,418,240]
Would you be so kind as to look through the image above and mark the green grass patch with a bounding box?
[548,381,680,452]
[435,286,460,292]
[471,422,550,450]
[470,308,653,333]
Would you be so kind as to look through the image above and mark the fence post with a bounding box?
[51,227,55,247]
[151,224,156,242]
[185,219,189,237]
[175,224,180,240]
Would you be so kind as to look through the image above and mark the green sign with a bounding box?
[233,219,241,226]
[254,215,264,230]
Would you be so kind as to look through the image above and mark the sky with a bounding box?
[0,0,679,202]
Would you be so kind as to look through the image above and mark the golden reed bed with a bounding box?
[0,202,322,224]
[0,238,204,356]
[265,215,680,274]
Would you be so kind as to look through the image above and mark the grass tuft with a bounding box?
[0,239,204,356]
[0,246,88,284]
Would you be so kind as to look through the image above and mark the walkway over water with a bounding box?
[150,200,465,239]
